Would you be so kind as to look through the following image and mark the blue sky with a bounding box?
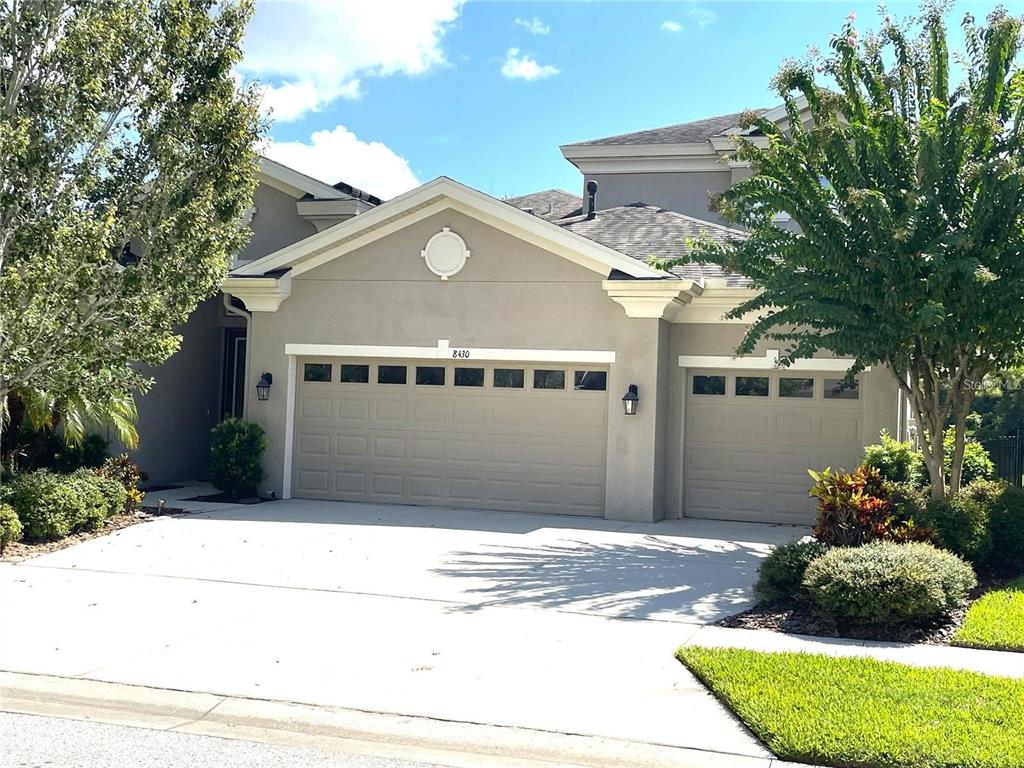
[242,1,1023,200]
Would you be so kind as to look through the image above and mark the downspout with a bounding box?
[222,293,253,420]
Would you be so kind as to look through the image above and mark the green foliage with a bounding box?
[0,0,263,426]
[803,541,976,628]
[84,470,129,521]
[943,429,995,486]
[6,469,112,541]
[209,418,267,498]
[677,646,1024,767]
[94,454,146,513]
[961,479,1024,573]
[863,431,925,485]
[665,6,1024,497]
[808,466,931,546]
[953,577,1024,652]
[0,503,22,553]
[753,539,829,604]
[920,493,992,566]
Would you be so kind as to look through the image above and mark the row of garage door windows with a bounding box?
[303,362,608,392]
[692,374,860,400]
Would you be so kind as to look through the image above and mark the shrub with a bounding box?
[0,503,23,553]
[863,431,925,485]
[66,469,113,532]
[988,487,1024,573]
[808,466,930,546]
[6,469,114,541]
[95,454,146,512]
[88,472,129,520]
[210,418,267,498]
[753,538,829,604]
[943,429,995,486]
[920,492,993,566]
[803,541,976,628]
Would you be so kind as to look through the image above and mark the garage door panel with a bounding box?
[685,370,865,525]
[294,359,607,516]
[301,397,333,419]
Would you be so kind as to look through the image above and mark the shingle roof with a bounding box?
[564,110,767,147]
[504,189,582,221]
[555,203,750,286]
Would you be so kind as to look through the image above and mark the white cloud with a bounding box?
[241,1,464,122]
[263,125,420,200]
[513,17,550,35]
[501,48,559,81]
[688,7,717,28]
[660,20,683,33]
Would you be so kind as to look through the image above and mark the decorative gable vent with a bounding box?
[421,227,470,280]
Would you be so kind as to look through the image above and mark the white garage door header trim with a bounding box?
[285,339,616,364]
[678,349,869,372]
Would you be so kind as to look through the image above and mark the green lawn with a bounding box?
[677,646,1024,768]
[953,578,1024,652]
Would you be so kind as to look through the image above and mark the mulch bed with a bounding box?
[1,505,189,562]
[720,578,1006,646]
[184,492,268,505]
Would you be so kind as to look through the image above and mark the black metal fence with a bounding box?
[978,433,1024,487]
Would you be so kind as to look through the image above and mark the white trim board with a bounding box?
[678,349,868,372]
[285,339,616,364]
[281,355,297,500]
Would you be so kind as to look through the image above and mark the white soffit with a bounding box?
[678,348,868,372]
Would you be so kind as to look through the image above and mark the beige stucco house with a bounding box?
[133,108,908,525]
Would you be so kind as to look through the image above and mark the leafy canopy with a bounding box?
[670,3,1024,494]
[0,0,263,441]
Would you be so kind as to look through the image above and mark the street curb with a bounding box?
[0,671,795,768]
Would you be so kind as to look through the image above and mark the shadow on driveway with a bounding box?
[432,534,766,621]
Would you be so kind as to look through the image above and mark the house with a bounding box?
[134,108,907,525]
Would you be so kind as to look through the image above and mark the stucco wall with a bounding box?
[237,184,317,264]
[244,208,672,521]
[582,170,731,223]
[131,297,224,484]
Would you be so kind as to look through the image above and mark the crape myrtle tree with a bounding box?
[0,0,263,446]
[666,3,1024,498]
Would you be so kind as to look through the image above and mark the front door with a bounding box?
[221,328,247,419]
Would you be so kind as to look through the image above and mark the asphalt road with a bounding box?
[0,712,443,768]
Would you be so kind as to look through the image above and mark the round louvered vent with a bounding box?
[421,227,470,280]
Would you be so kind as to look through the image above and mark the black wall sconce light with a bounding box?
[622,384,639,415]
[256,372,273,401]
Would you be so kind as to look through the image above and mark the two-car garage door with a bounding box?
[683,370,865,526]
[292,358,609,516]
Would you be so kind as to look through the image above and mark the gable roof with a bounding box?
[564,110,768,148]
[503,189,582,221]
[258,156,382,206]
[554,203,751,286]
[229,177,666,281]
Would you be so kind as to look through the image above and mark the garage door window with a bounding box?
[692,375,726,395]
[340,364,370,383]
[780,377,814,398]
[736,376,769,397]
[303,363,332,382]
[534,369,566,390]
[378,365,407,385]
[574,371,607,391]
[494,368,525,388]
[454,367,485,387]
[415,366,445,386]
[825,377,859,400]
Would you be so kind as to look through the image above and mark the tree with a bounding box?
[669,4,1024,497]
[0,0,263,445]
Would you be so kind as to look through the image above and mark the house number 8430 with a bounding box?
[451,349,471,359]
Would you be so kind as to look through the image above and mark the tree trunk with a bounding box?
[949,407,968,495]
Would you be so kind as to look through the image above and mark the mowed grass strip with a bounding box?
[953,577,1024,652]
[676,646,1024,768]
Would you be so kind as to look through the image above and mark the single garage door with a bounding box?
[683,370,865,525]
[293,358,609,516]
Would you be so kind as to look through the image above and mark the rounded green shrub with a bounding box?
[210,418,268,498]
[89,472,129,519]
[920,493,993,566]
[964,480,1024,573]
[754,539,829,604]
[7,469,112,541]
[0,503,23,553]
[863,431,925,485]
[803,541,976,628]
[943,431,995,486]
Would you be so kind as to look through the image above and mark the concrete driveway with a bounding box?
[0,498,803,760]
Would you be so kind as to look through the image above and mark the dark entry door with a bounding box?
[221,328,247,419]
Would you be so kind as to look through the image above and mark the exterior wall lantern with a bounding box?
[256,372,273,401]
[622,384,639,415]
